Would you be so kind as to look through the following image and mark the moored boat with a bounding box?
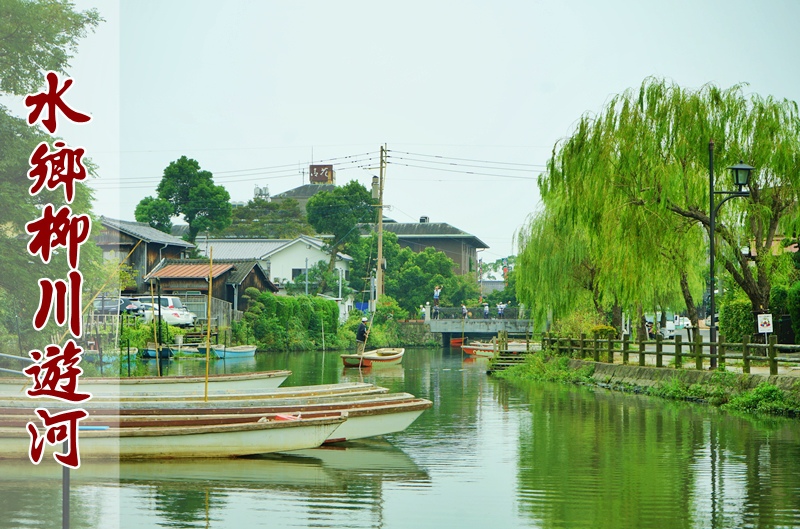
[0,369,292,397]
[141,342,174,359]
[1,392,432,444]
[0,412,347,460]
[213,344,257,359]
[461,341,539,357]
[341,348,405,368]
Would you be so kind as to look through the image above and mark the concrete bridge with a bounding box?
[426,317,535,347]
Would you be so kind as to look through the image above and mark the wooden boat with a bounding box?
[461,341,539,357]
[141,342,173,359]
[0,369,291,397]
[0,392,432,444]
[450,337,464,347]
[213,344,257,359]
[341,348,405,368]
[0,412,347,460]
[196,343,225,357]
[0,381,389,405]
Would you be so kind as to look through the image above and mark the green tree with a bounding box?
[0,0,101,95]
[134,196,173,233]
[306,180,376,286]
[214,197,313,238]
[136,156,232,244]
[520,78,800,334]
[0,0,102,351]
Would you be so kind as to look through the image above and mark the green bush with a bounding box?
[719,298,754,342]
[787,282,800,340]
[724,382,800,416]
[771,284,790,315]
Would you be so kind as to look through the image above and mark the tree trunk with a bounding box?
[679,270,699,341]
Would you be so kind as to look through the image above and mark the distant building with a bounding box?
[270,183,336,212]
[362,217,488,276]
[196,235,352,289]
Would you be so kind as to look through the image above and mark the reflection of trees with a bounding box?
[151,486,226,526]
[514,382,800,529]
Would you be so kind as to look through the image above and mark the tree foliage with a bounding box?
[213,197,313,238]
[0,0,102,351]
[0,0,101,95]
[519,78,800,333]
[306,180,375,275]
[135,156,232,243]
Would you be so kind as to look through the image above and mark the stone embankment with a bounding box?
[574,359,800,396]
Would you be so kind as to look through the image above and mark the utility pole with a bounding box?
[375,145,386,303]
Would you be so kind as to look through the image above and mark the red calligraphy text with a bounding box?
[26,204,91,268]
[33,270,83,337]
[28,141,88,203]
[27,407,88,468]
[24,339,91,403]
[25,72,91,134]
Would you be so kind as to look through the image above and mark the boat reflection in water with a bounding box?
[0,439,429,528]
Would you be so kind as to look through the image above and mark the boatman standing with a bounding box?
[356,317,368,354]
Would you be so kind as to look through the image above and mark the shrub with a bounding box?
[787,282,800,340]
[720,298,754,342]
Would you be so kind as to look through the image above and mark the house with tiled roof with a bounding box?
[196,235,352,287]
[145,259,277,313]
[270,183,336,212]
[95,217,195,293]
[362,218,488,276]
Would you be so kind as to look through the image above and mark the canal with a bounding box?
[3,347,800,528]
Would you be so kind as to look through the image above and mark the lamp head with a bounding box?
[729,161,754,189]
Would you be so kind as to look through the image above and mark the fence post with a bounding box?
[655,334,663,368]
[579,333,586,359]
[593,337,600,362]
[769,335,778,375]
[607,337,614,364]
[622,333,629,365]
[742,335,750,374]
[718,334,726,370]
[638,335,645,366]
[555,336,561,356]
[695,332,703,371]
[674,335,682,369]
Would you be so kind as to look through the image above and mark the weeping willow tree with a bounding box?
[518,77,800,332]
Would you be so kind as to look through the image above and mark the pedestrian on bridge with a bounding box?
[497,302,506,319]
[461,303,468,319]
[433,286,442,306]
[483,303,489,319]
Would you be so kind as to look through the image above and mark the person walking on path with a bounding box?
[356,317,368,354]
[433,286,442,306]
[461,303,468,319]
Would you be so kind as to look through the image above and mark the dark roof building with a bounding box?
[145,258,277,312]
[363,218,489,276]
[271,184,337,212]
[95,217,195,293]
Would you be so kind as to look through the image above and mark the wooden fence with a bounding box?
[540,333,800,376]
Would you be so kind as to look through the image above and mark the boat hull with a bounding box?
[0,414,346,459]
[341,348,404,368]
[0,370,291,397]
[214,345,257,359]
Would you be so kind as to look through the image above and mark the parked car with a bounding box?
[135,295,197,327]
[92,297,145,316]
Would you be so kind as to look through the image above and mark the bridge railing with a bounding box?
[429,306,520,319]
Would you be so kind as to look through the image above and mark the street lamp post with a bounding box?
[708,139,753,369]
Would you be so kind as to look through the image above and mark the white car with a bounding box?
[136,296,197,327]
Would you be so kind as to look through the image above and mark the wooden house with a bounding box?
[144,258,278,312]
[94,217,195,294]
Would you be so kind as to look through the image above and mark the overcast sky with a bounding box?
[8,0,800,261]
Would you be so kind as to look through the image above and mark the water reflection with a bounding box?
[3,348,800,528]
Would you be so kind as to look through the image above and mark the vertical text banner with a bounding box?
[22,71,93,469]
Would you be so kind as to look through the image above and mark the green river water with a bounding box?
[2,347,799,528]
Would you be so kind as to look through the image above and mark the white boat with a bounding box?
[196,343,225,357]
[341,348,405,368]
[0,413,346,460]
[461,341,539,357]
[0,381,389,405]
[1,393,431,444]
[213,344,257,359]
[0,370,291,397]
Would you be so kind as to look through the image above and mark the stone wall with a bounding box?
[397,321,439,346]
[571,359,800,395]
